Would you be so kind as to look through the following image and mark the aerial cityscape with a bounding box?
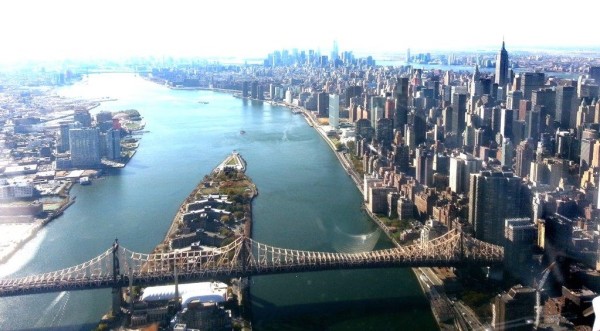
[2,1,600,331]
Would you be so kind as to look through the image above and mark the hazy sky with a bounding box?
[2,0,600,63]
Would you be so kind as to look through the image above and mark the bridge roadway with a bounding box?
[0,229,503,297]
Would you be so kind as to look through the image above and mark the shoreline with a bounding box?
[143,81,448,329]
[272,98,452,330]
[0,193,75,265]
[0,93,144,268]
[97,151,256,330]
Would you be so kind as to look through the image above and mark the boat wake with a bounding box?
[331,225,381,254]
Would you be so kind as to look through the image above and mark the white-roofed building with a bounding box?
[140,281,228,308]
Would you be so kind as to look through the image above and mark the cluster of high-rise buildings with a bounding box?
[147,42,600,328]
[55,109,122,169]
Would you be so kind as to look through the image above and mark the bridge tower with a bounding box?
[111,239,122,317]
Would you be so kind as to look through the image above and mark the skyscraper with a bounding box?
[451,93,467,137]
[105,128,121,161]
[521,72,546,100]
[555,86,577,129]
[58,121,71,153]
[415,146,433,187]
[328,94,340,128]
[504,218,537,282]
[370,96,386,130]
[394,78,409,130]
[74,110,92,127]
[69,127,101,168]
[500,138,514,168]
[376,118,394,147]
[515,140,534,178]
[317,92,329,117]
[495,40,509,87]
[492,285,536,331]
[468,170,524,245]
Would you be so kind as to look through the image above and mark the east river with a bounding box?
[0,74,437,330]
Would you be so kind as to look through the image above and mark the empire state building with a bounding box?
[495,40,509,87]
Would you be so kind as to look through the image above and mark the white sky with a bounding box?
[1,0,599,63]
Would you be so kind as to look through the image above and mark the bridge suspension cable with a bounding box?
[0,229,503,297]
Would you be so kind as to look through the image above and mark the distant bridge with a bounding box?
[0,229,503,298]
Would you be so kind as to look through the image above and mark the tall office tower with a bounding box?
[58,121,71,153]
[345,86,363,108]
[463,125,476,151]
[580,129,600,174]
[392,144,410,173]
[592,140,600,168]
[442,106,453,133]
[492,285,536,331]
[95,111,113,124]
[512,74,521,92]
[491,106,502,134]
[443,71,452,86]
[269,84,276,100]
[512,120,526,146]
[470,65,483,97]
[405,125,416,150]
[520,72,545,100]
[250,81,258,99]
[394,78,409,130]
[317,92,329,117]
[406,48,411,63]
[433,152,450,174]
[506,90,522,112]
[500,108,513,139]
[514,140,534,178]
[500,138,514,168]
[349,99,360,123]
[328,94,340,128]
[105,128,121,161]
[95,111,114,132]
[531,88,556,120]
[415,146,433,186]
[413,112,427,146]
[256,85,264,100]
[449,153,482,194]
[468,170,524,245]
[384,97,395,119]
[590,66,600,83]
[495,40,509,87]
[74,110,92,127]
[518,99,531,122]
[69,127,101,168]
[370,96,386,130]
[355,119,374,142]
[555,86,577,129]
[330,40,339,64]
[451,93,467,137]
[555,130,576,160]
[242,81,250,98]
[526,107,541,141]
[504,218,537,282]
[376,118,394,148]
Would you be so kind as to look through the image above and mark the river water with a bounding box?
[0,74,437,330]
